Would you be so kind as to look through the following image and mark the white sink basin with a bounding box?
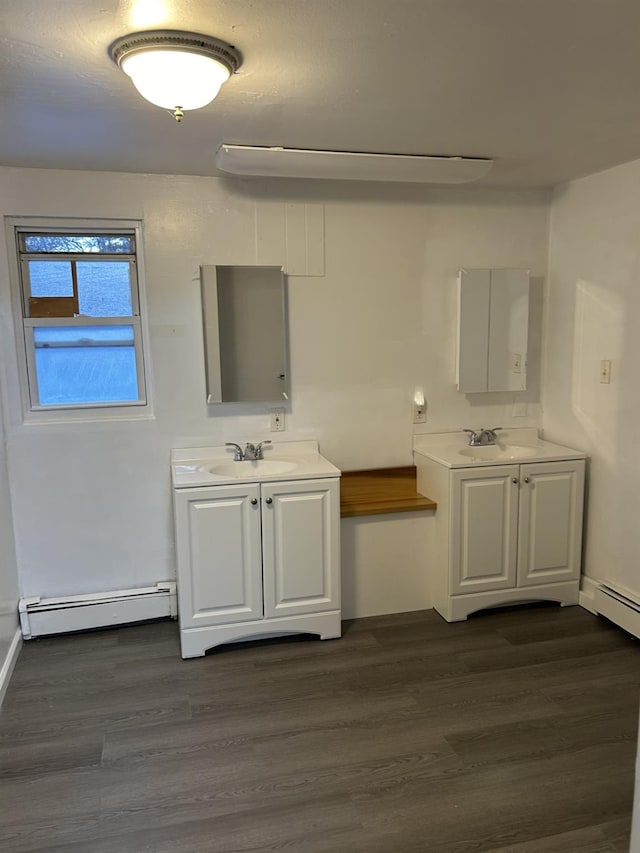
[413,430,586,470]
[458,444,540,461]
[201,459,299,478]
[172,441,341,489]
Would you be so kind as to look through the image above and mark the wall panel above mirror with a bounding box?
[457,268,530,393]
[201,265,289,403]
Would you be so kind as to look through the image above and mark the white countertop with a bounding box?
[413,428,586,469]
[171,440,341,488]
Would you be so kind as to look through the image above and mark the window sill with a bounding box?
[22,405,155,426]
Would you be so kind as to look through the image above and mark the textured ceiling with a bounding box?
[2,0,640,187]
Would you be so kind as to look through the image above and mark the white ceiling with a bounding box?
[3,0,640,188]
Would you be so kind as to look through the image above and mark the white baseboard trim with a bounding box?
[0,627,22,706]
[578,576,600,614]
[19,582,177,639]
[593,584,640,640]
[580,575,640,638]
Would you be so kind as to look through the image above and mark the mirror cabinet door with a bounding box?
[202,265,289,403]
[457,268,530,393]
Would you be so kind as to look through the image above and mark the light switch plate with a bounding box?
[270,409,286,431]
[600,360,612,384]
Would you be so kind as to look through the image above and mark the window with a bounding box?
[13,227,148,412]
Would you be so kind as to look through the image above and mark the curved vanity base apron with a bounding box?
[435,581,580,623]
[180,610,342,658]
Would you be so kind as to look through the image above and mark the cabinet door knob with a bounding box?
[512,477,519,484]
[265,497,273,505]
[523,477,530,484]
[251,498,258,505]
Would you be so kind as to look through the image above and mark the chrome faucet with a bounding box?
[464,427,502,447]
[226,441,273,461]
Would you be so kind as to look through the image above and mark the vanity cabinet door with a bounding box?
[450,465,519,595]
[517,460,585,587]
[261,478,340,619]
[174,484,263,629]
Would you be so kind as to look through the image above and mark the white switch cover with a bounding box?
[270,409,286,431]
[600,360,612,384]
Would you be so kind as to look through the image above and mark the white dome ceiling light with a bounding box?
[109,30,242,122]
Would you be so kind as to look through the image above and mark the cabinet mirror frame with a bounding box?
[201,264,290,404]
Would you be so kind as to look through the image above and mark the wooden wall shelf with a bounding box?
[340,466,436,518]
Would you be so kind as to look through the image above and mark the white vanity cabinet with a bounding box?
[414,431,586,622]
[173,476,341,658]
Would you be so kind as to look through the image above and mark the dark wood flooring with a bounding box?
[0,604,638,852]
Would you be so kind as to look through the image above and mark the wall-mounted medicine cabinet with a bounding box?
[457,268,530,393]
[201,265,289,403]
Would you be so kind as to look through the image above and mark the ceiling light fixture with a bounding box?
[109,30,241,122]
[215,145,493,184]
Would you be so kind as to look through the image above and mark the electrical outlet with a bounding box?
[413,401,426,424]
[270,408,285,432]
[600,360,612,384]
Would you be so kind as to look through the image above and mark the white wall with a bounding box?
[0,376,20,699]
[0,167,549,606]
[545,160,640,599]
[341,513,433,618]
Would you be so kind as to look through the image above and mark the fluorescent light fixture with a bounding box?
[215,145,493,183]
[110,30,241,122]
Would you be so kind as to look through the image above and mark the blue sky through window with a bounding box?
[24,235,133,253]
[77,263,132,316]
[34,325,138,405]
[35,347,138,405]
[28,261,132,316]
[29,261,73,297]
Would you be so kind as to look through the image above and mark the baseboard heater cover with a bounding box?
[19,582,177,639]
[593,584,640,640]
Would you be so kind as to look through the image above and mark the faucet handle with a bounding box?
[464,429,480,446]
[481,427,502,446]
[225,442,244,461]
[254,440,272,460]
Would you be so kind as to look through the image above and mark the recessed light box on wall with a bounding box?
[215,145,493,184]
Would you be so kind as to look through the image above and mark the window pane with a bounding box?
[28,260,73,297]
[33,325,140,405]
[23,234,133,254]
[77,262,133,317]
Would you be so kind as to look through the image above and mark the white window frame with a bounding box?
[6,218,153,423]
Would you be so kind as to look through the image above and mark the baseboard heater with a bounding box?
[593,584,640,640]
[19,582,177,639]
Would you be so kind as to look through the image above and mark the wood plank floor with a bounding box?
[0,604,638,852]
